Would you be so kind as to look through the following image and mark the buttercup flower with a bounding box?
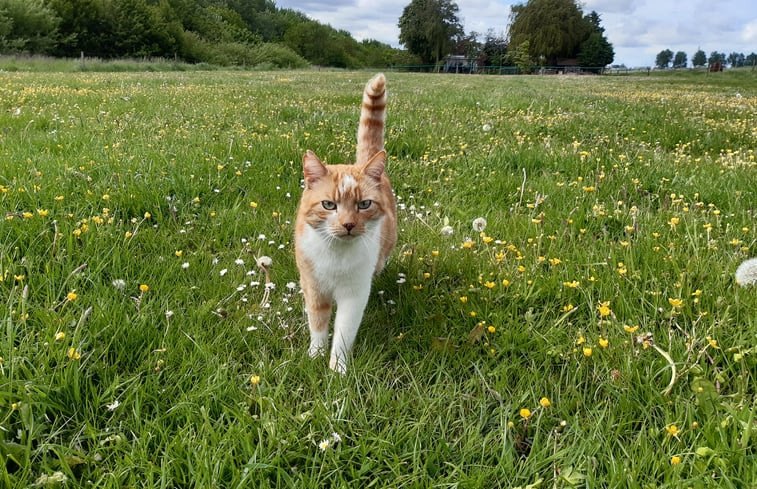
[519,408,532,419]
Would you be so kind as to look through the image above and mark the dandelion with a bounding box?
[472,217,487,233]
[670,456,681,465]
[144,211,151,219]
[539,397,551,408]
[112,279,126,289]
[54,331,66,341]
[66,291,78,301]
[256,256,273,268]
[599,337,609,348]
[182,262,190,269]
[666,424,680,437]
[487,325,496,333]
[735,258,757,286]
[519,408,532,419]
[482,123,492,132]
[250,375,261,385]
[668,217,679,229]
[139,284,149,292]
[250,201,258,208]
[67,347,82,360]
[623,325,639,333]
[175,250,183,257]
[582,347,593,357]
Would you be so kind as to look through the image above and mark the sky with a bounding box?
[274,0,757,68]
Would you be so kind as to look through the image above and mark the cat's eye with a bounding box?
[321,200,337,210]
[357,200,372,210]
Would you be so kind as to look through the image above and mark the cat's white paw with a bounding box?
[308,342,327,358]
[329,355,347,375]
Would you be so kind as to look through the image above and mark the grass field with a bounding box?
[1,69,755,488]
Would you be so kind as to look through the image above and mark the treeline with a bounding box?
[0,0,420,68]
[655,48,757,69]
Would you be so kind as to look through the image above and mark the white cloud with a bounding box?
[741,18,757,43]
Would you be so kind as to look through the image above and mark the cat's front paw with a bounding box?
[328,355,347,375]
[308,342,327,358]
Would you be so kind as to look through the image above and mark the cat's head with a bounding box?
[299,150,389,240]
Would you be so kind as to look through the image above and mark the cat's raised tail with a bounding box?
[356,73,386,166]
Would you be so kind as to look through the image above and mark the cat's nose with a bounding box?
[343,222,356,232]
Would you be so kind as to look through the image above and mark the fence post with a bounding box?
[80,51,85,70]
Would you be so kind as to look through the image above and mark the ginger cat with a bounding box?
[294,74,397,374]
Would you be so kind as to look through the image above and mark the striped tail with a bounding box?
[356,73,386,166]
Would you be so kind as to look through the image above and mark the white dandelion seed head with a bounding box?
[256,256,273,268]
[265,282,276,290]
[482,123,492,132]
[286,282,298,291]
[441,225,454,236]
[181,262,190,269]
[735,258,757,287]
[472,217,487,233]
[235,258,245,266]
[112,279,126,290]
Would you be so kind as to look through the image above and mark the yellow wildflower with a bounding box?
[539,397,551,408]
[519,408,532,419]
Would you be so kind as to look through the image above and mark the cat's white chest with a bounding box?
[300,222,382,295]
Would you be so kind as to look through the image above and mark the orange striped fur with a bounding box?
[294,74,397,374]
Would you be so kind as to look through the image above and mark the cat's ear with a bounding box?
[361,150,386,182]
[303,150,328,188]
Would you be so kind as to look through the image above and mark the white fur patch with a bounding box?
[339,174,357,196]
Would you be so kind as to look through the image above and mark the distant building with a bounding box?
[443,55,477,73]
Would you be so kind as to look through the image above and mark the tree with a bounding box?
[398,0,463,64]
[508,0,591,65]
[747,53,757,68]
[672,51,687,68]
[655,49,673,68]
[0,0,60,54]
[692,49,706,67]
[479,29,508,66]
[727,52,744,68]
[708,51,725,65]
[508,40,533,73]
[577,31,613,71]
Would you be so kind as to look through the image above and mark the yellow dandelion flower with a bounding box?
[519,408,532,419]
[668,217,680,228]
[670,456,681,466]
[487,325,496,333]
[250,201,258,208]
[502,279,510,287]
[250,375,261,385]
[668,298,683,308]
[144,211,151,219]
[54,331,66,341]
[460,296,468,303]
[599,337,609,348]
[484,281,495,289]
[597,301,611,317]
[539,397,551,408]
[139,284,149,292]
[175,250,183,257]
[583,347,593,357]
[66,292,78,301]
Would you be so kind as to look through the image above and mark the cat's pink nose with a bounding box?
[343,222,356,232]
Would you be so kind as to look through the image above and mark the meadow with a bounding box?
[0,68,755,488]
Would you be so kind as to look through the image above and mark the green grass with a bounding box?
[1,69,755,488]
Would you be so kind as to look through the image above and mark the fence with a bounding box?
[390,64,646,75]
